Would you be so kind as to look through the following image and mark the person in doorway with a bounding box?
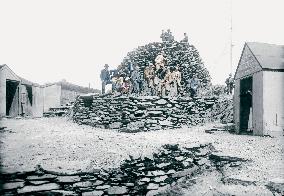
[100,64,114,94]
[246,90,253,132]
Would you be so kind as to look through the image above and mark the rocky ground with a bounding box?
[0,117,283,195]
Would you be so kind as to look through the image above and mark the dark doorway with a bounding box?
[6,80,19,116]
[240,76,253,133]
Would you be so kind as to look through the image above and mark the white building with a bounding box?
[234,42,284,136]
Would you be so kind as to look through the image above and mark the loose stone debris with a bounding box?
[0,143,250,195]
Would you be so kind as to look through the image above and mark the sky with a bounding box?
[1,0,284,90]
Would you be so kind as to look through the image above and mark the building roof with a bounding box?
[246,42,284,70]
[44,80,100,94]
[0,64,6,69]
[1,64,41,86]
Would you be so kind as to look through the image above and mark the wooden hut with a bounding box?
[0,64,44,117]
[234,42,284,136]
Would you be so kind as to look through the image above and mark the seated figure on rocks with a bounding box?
[155,51,166,70]
[121,77,131,94]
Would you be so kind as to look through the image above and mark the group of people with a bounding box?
[100,51,200,97]
[143,51,182,96]
[160,29,189,43]
[100,64,137,94]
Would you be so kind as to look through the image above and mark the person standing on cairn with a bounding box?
[167,29,174,42]
[155,66,167,96]
[144,63,155,95]
[164,67,174,96]
[100,64,114,94]
[155,51,166,70]
[130,64,141,95]
[173,66,182,95]
[160,30,166,42]
[182,33,188,43]
[225,74,234,94]
[187,75,199,98]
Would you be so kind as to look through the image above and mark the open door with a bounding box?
[6,80,20,116]
[239,76,253,133]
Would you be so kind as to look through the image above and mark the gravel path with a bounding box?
[1,117,283,185]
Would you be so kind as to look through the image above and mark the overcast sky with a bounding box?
[1,0,284,90]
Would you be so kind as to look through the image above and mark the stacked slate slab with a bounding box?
[72,94,218,132]
[1,143,248,196]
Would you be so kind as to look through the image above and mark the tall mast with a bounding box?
[230,0,233,74]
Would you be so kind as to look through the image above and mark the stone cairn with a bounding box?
[72,30,230,131]
[118,29,211,96]
[1,143,248,195]
[72,94,218,132]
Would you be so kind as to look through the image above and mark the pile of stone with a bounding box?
[2,143,248,195]
[43,104,72,117]
[72,94,218,132]
[211,96,233,124]
[119,30,211,95]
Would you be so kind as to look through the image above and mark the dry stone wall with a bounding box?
[1,143,248,196]
[72,94,218,132]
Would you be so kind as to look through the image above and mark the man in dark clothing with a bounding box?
[182,33,188,43]
[100,64,113,94]
[187,75,199,97]
[225,74,234,94]
[130,64,142,94]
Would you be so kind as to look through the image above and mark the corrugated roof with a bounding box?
[246,42,284,69]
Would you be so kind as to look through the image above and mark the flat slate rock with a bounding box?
[153,176,168,183]
[156,162,171,168]
[3,181,25,190]
[140,177,151,182]
[124,183,134,187]
[152,170,166,176]
[154,99,168,105]
[26,174,57,180]
[29,180,50,185]
[82,190,104,196]
[18,183,60,194]
[147,183,159,190]
[56,176,81,183]
[51,190,78,196]
[92,180,104,186]
[107,186,128,195]
[73,181,93,187]
[96,185,111,190]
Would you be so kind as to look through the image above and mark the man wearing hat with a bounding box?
[100,64,113,94]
